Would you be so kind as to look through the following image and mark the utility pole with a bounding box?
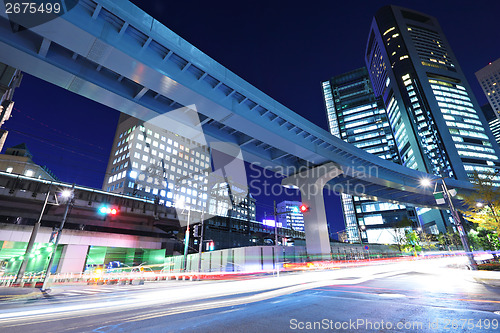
[41,184,74,291]
[183,207,191,272]
[15,183,53,285]
[197,209,205,277]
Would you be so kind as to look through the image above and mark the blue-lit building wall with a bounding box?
[276,200,305,232]
[365,5,500,233]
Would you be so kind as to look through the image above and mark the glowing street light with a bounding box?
[420,178,432,188]
[61,189,73,199]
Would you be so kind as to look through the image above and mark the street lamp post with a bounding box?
[273,200,279,277]
[422,177,477,270]
[41,184,75,291]
[197,209,205,277]
[441,179,477,270]
[14,183,53,285]
[182,206,191,272]
[359,225,366,244]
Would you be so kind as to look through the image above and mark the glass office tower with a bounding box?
[276,201,305,232]
[322,68,417,243]
[365,5,500,232]
[480,104,500,147]
[476,58,500,119]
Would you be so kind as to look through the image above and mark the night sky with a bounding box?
[2,0,499,235]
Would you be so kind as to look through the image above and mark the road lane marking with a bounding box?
[0,268,415,326]
[315,287,500,304]
[310,294,498,315]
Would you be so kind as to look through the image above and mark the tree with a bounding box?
[403,230,421,254]
[445,227,462,250]
[437,233,449,250]
[391,218,413,252]
[461,171,500,234]
[469,227,500,258]
[419,232,436,250]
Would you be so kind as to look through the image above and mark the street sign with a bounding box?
[364,245,369,250]
[433,191,445,204]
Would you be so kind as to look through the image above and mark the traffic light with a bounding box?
[299,204,309,213]
[98,205,118,215]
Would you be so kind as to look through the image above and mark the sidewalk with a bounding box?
[0,286,45,302]
[469,269,500,288]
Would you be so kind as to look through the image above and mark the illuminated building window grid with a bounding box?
[326,68,404,243]
[108,125,211,208]
[431,82,494,153]
[430,81,500,179]
[369,42,388,95]
[322,81,340,137]
[386,95,413,163]
[404,77,453,176]
[407,25,455,69]
[341,193,360,242]
[339,106,396,159]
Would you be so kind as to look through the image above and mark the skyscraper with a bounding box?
[365,5,500,232]
[0,62,22,152]
[103,113,211,211]
[103,113,255,221]
[276,200,305,232]
[322,68,417,243]
[476,58,500,119]
[480,104,500,147]
[489,118,500,147]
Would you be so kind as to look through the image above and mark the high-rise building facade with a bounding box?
[0,62,22,152]
[103,113,256,221]
[103,113,211,211]
[322,68,417,243]
[276,201,305,232]
[476,58,500,119]
[365,6,500,232]
[480,104,500,147]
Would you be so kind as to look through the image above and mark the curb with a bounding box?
[0,288,45,302]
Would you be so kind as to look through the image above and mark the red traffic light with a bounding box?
[299,204,309,213]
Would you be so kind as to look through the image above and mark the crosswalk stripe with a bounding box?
[57,286,143,296]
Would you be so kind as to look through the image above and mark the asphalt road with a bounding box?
[1,258,500,332]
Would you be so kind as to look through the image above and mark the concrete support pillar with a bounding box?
[282,163,342,260]
[56,244,89,274]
